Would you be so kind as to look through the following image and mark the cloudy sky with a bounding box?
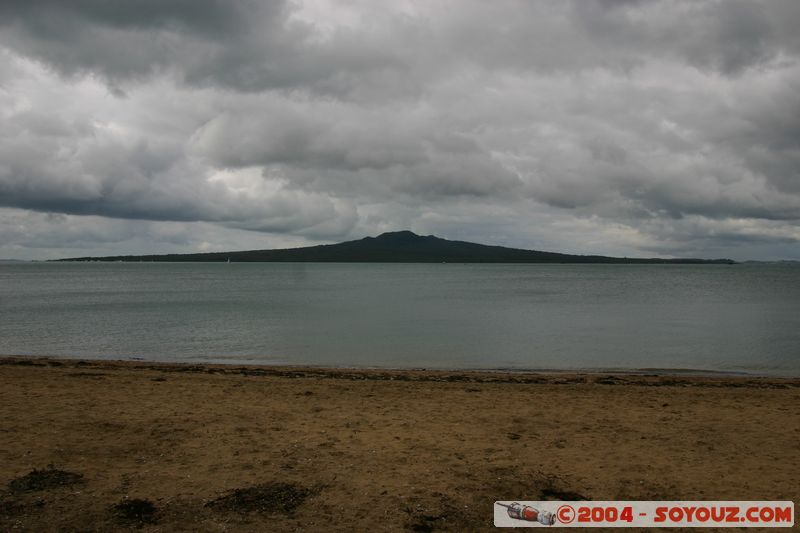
[1,0,799,260]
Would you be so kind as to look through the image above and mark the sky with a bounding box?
[0,0,799,261]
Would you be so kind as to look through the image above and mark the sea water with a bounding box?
[1,262,798,376]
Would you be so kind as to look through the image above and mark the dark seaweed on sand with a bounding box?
[8,468,83,493]
[111,498,158,525]
[207,482,312,515]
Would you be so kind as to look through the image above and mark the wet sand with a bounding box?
[1,357,798,531]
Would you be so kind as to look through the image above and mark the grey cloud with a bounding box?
[0,0,251,35]
[0,208,326,259]
[189,97,522,200]
[0,103,355,235]
[571,0,799,75]
[190,104,427,171]
[0,0,403,96]
[2,0,798,97]
[0,0,265,78]
[0,210,142,250]
[1,1,799,260]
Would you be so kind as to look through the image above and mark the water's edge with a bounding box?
[0,353,780,378]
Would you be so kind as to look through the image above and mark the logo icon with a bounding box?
[496,502,556,525]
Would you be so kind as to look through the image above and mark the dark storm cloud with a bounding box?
[571,0,800,74]
[0,0,248,36]
[3,0,798,93]
[0,1,276,89]
[0,0,799,260]
[0,0,402,95]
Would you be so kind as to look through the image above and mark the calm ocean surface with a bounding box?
[1,262,798,376]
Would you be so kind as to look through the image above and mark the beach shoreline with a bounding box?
[1,356,797,531]
[1,354,796,381]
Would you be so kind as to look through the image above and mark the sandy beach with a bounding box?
[0,357,798,532]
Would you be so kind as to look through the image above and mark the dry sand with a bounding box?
[0,357,798,532]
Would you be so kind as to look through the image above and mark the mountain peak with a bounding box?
[57,230,736,264]
[373,230,424,242]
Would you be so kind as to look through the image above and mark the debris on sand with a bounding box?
[541,487,588,500]
[8,468,83,493]
[409,520,435,532]
[0,498,26,517]
[207,482,312,515]
[111,498,158,525]
[407,513,450,532]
